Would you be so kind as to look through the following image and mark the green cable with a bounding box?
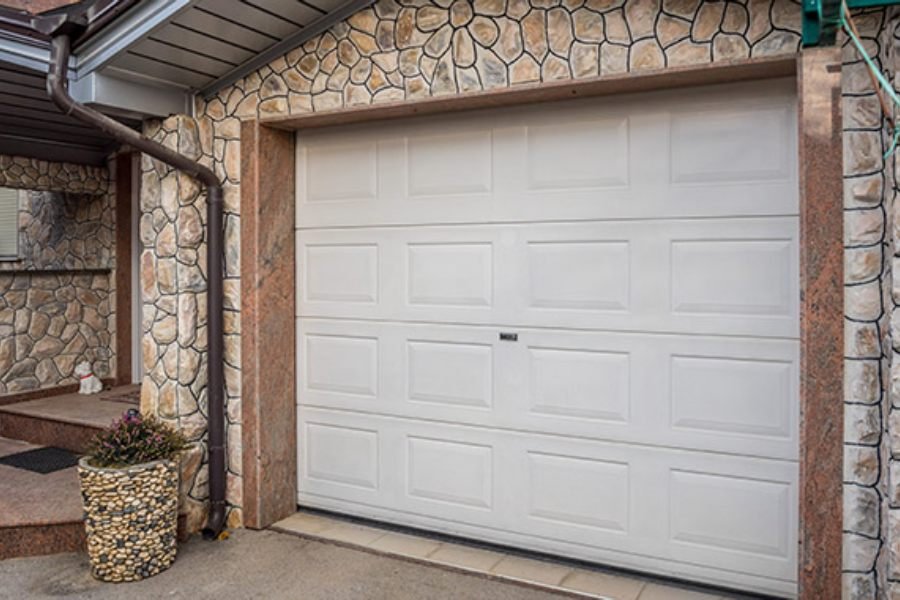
[887,127,900,160]
[841,6,900,159]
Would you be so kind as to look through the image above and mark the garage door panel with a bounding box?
[527,346,630,423]
[526,451,631,532]
[407,436,494,510]
[301,421,380,494]
[302,243,378,304]
[661,451,798,580]
[300,139,377,204]
[408,339,494,408]
[297,218,798,338]
[524,117,630,190]
[303,333,378,398]
[298,318,798,459]
[297,407,797,583]
[407,242,493,307]
[406,129,495,197]
[669,470,792,559]
[527,240,631,311]
[296,81,797,229]
[669,238,794,317]
[670,355,794,439]
[669,104,794,185]
[296,81,799,595]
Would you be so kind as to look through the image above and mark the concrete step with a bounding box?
[0,386,138,454]
[0,437,84,560]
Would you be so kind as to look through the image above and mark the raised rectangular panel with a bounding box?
[305,334,378,397]
[408,341,492,408]
[407,130,492,196]
[528,241,629,310]
[670,470,790,558]
[408,243,492,306]
[526,118,628,189]
[305,422,378,489]
[670,106,791,184]
[407,436,492,508]
[671,355,792,437]
[670,239,792,316]
[304,244,378,303]
[528,452,629,531]
[529,347,629,422]
[303,141,377,202]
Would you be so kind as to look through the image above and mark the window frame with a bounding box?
[0,186,20,262]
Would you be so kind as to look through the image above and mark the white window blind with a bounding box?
[0,187,18,259]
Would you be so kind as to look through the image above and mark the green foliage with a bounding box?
[87,411,188,469]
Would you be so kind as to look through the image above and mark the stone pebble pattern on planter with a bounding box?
[0,159,116,396]
[78,459,178,582]
[137,117,241,534]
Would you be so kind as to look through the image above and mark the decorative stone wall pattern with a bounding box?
[0,272,113,394]
[0,154,109,195]
[841,11,893,599]
[0,178,117,395]
[0,189,115,272]
[198,0,803,122]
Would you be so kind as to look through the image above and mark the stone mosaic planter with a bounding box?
[77,457,178,582]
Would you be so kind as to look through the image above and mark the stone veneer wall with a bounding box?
[135,0,900,595]
[840,11,896,599]
[0,155,109,195]
[0,156,115,395]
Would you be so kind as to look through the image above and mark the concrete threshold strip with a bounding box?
[271,510,744,600]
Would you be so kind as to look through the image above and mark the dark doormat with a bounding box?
[0,447,79,474]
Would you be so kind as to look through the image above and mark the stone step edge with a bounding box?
[0,411,102,454]
[0,521,85,561]
[0,403,110,431]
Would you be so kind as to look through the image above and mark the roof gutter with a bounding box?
[44,27,227,541]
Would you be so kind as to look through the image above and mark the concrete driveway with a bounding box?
[0,529,573,600]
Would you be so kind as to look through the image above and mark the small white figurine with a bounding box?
[76,361,102,395]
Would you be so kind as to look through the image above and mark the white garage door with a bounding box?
[295,79,799,597]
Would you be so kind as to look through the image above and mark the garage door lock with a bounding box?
[499,332,518,342]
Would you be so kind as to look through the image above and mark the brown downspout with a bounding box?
[44,31,227,540]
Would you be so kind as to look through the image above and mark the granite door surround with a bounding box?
[239,54,843,598]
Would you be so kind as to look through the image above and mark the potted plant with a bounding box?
[78,409,188,582]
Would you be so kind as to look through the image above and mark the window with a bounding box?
[0,187,18,259]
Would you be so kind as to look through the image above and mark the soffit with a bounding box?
[0,58,129,164]
[94,0,374,97]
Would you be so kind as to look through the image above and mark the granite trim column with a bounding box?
[798,48,844,599]
[240,121,297,528]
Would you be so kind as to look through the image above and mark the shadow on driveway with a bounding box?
[0,529,573,599]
